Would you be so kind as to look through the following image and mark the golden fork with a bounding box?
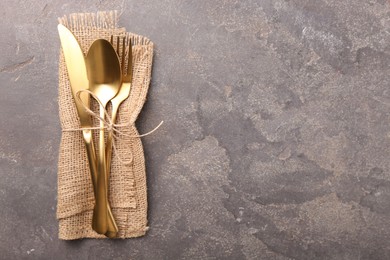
[106,35,132,175]
[104,35,133,237]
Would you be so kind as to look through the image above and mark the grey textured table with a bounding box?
[1,1,389,259]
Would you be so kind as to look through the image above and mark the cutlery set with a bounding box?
[58,24,132,237]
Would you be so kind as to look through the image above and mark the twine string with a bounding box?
[63,89,163,165]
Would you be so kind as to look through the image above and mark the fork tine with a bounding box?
[127,37,132,80]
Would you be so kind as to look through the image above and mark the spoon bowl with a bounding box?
[86,40,122,106]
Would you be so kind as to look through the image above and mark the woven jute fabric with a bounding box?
[57,11,153,239]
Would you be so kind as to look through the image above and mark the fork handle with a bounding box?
[106,101,120,183]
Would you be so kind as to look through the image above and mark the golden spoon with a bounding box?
[86,39,121,235]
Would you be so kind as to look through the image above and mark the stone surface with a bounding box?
[0,0,389,259]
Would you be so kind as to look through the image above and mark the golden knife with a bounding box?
[57,24,118,237]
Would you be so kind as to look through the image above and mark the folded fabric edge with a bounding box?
[59,228,148,240]
[57,202,137,220]
[58,208,148,240]
[56,201,94,220]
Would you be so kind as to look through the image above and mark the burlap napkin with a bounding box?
[57,11,154,239]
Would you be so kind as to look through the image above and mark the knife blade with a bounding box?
[58,24,91,126]
[57,24,118,236]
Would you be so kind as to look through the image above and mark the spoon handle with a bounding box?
[105,102,120,237]
[87,123,117,237]
[92,105,110,234]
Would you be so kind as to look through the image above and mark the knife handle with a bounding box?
[82,129,97,188]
